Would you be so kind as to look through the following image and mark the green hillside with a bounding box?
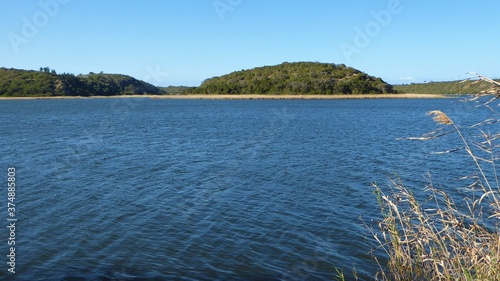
[394,79,500,95]
[190,62,396,95]
[0,67,163,97]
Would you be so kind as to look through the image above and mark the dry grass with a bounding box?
[371,75,500,280]
[0,93,447,100]
[426,110,454,125]
[372,179,500,280]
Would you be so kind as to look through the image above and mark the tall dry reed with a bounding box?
[372,75,500,281]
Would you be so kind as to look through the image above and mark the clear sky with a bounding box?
[1,0,499,86]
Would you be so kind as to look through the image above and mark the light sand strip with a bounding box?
[0,93,450,100]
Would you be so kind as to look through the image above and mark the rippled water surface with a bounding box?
[0,97,493,280]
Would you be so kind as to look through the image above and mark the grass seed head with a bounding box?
[427,110,454,125]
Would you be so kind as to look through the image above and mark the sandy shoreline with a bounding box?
[0,93,448,100]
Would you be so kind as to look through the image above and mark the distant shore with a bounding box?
[150,93,449,99]
[0,93,450,100]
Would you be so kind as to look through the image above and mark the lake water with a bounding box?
[0,97,494,280]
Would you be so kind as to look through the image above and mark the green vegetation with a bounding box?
[371,77,500,280]
[394,79,500,95]
[6,64,500,97]
[190,62,396,95]
[0,67,164,97]
[160,85,195,95]
[0,68,57,97]
[1,62,401,97]
[0,63,398,97]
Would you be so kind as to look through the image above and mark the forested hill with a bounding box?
[190,62,396,95]
[0,68,163,97]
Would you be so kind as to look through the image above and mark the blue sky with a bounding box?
[1,0,499,86]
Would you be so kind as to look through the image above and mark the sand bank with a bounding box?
[0,93,449,100]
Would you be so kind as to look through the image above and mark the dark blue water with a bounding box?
[0,97,495,280]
